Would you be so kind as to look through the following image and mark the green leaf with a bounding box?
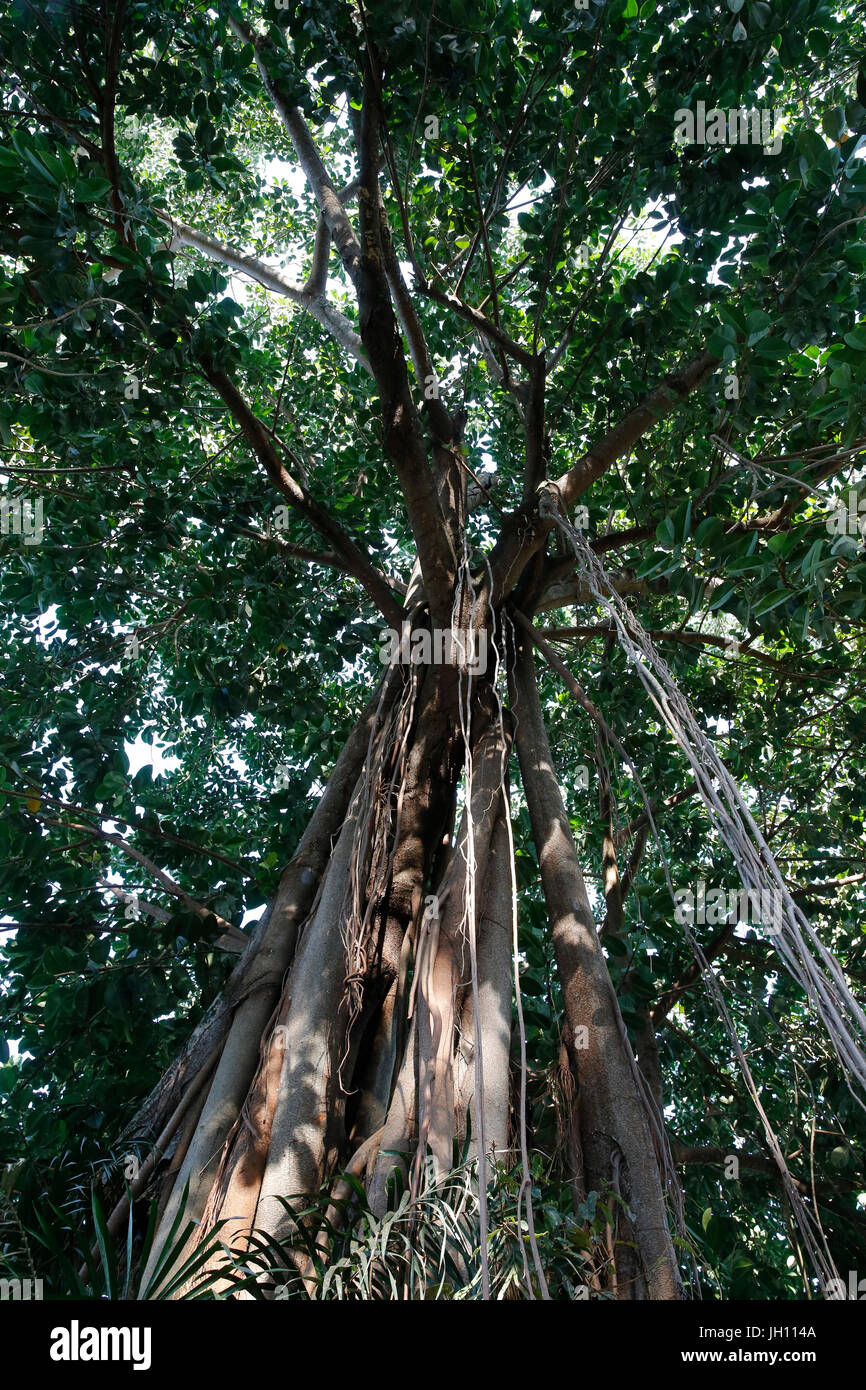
[821,107,846,144]
[693,517,724,547]
[75,176,113,201]
[797,128,830,167]
[746,310,773,347]
[807,29,830,58]
[753,588,790,617]
[773,184,798,219]
[655,517,676,548]
[800,539,825,580]
[709,583,737,611]
[92,1188,119,1300]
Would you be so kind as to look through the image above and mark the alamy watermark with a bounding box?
[379,623,488,677]
[49,1322,151,1371]
[674,880,782,936]
[826,490,866,539]
[823,1270,866,1300]
[674,101,782,155]
[0,494,43,545]
[0,1276,43,1300]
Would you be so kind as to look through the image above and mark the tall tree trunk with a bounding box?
[510,631,682,1300]
[128,624,683,1300]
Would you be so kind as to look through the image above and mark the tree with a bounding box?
[2,0,866,1302]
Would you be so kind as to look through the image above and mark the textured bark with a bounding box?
[127,573,695,1305]
[98,1047,218,1255]
[634,1012,664,1114]
[415,689,510,1181]
[510,635,682,1300]
[200,359,404,626]
[368,1015,419,1217]
[159,214,371,370]
[350,975,402,1142]
[367,664,464,1009]
[139,676,399,1289]
[133,630,685,1299]
[252,781,365,1242]
[455,812,514,1161]
[139,963,288,1293]
[202,995,290,1262]
[487,353,720,605]
[128,674,397,1153]
[39,7,768,1305]
[355,78,458,628]
[553,352,720,508]
[153,1079,212,1230]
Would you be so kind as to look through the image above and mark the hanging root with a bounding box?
[341,663,422,1041]
[411,687,509,1184]
[528,490,860,1289]
[547,497,866,1096]
[364,556,528,1301]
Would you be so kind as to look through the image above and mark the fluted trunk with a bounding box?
[123,625,681,1301]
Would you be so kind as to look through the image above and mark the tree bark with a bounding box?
[455,811,514,1162]
[510,632,682,1299]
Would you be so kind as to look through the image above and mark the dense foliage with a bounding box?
[1,0,865,1298]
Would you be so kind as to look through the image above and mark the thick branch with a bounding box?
[521,354,547,506]
[354,61,457,626]
[670,1139,865,1199]
[159,214,371,371]
[198,358,404,625]
[224,18,456,623]
[512,611,633,769]
[233,525,407,596]
[420,282,534,368]
[27,807,242,946]
[489,352,720,602]
[302,214,331,299]
[375,185,454,444]
[554,351,720,508]
[226,14,364,288]
[535,570,657,614]
[100,0,127,240]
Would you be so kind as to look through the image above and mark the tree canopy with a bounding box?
[1,0,866,1303]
